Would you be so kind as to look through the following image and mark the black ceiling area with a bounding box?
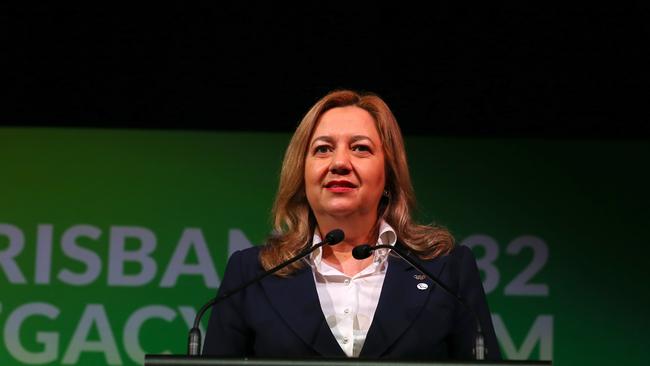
[2,3,649,139]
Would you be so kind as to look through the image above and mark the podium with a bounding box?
[145,355,552,366]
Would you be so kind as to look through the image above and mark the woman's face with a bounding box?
[304,106,386,220]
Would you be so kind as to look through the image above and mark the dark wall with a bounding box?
[3,3,649,138]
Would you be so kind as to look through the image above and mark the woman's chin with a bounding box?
[321,204,369,218]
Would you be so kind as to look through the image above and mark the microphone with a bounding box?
[187,228,345,356]
[352,243,487,360]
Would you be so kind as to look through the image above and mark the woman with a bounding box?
[203,89,501,360]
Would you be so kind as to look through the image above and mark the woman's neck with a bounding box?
[315,213,380,276]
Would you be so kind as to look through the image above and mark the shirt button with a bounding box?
[344,279,350,285]
[344,308,350,314]
[342,337,349,344]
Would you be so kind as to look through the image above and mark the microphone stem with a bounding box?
[187,241,326,355]
[373,244,485,359]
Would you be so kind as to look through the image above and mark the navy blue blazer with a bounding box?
[203,243,501,360]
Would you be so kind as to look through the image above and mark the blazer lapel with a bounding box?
[260,265,345,357]
[360,249,449,358]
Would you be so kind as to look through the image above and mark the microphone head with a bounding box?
[324,229,345,245]
[352,244,373,260]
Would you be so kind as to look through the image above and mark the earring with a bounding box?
[382,189,390,198]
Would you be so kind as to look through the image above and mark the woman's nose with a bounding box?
[329,149,351,175]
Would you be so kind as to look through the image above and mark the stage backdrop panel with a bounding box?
[1,127,648,366]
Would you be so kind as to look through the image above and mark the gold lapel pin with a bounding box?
[413,274,426,280]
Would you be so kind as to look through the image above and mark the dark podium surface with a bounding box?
[145,355,552,366]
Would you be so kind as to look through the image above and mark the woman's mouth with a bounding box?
[324,180,357,192]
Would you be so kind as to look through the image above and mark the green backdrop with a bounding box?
[1,128,648,365]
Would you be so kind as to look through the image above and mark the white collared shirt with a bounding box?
[308,221,397,357]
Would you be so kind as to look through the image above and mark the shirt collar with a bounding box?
[309,219,397,267]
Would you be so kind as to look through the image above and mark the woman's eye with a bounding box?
[314,145,331,154]
[352,145,371,152]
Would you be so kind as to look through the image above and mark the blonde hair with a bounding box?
[260,89,454,276]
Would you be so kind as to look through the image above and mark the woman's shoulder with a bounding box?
[448,243,475,260]
[414,243,478,279]
[227,245,262,266]
[441,244,478,269]
[440,244,482,289]
[407,242,474,264]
